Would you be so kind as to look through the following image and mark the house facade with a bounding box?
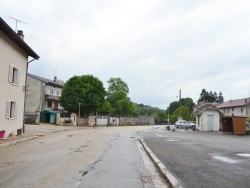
[0,17,39,137]
[25,73,64,124]
[217,98,250,117]
[193,103,223,131]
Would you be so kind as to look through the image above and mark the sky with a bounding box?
[1,0,250,109]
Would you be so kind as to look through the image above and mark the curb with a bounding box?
[140,139,180,188]
[0,134,43,148]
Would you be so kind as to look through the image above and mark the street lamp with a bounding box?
[79,103,81,118]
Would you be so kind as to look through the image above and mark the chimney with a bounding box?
[54,76,57,82]
[17,30,24,40]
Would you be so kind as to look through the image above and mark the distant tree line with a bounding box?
[197,89,224,104]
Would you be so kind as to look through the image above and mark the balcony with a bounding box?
[45,94,60,100]
[53,107,65,111]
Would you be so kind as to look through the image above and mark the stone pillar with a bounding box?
[35,111,40,124]
[71,113,77,126]
[56,113,60,125]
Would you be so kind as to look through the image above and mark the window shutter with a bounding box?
[5,101,11,118]
[15,102,19,119]
[8,65,13,83]
[17,70,21,85]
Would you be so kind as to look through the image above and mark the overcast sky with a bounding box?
[1,0,250,109]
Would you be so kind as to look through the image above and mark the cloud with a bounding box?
[1,0,250,109]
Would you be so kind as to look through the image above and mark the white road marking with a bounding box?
[166,140,180,142]
[237,153,250,157]
[213,156,238,163]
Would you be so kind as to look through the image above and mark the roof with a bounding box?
[0,17,39,59]
[217,98,250,108]
[193,103,223,116]
[28,73,64,87]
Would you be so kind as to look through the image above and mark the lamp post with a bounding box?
[79,103,81,118]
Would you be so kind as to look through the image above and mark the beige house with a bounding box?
[217,98,250,117]
[25,73,64,124]
[0,17,39,137]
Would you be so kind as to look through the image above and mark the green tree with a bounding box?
[197,89,224,104]
[169,114,178,123]
[59,75,105,117]
[116,98,136,115]
[107,90,127,109]
[98,100,113,113]
[167,98,195,115]
[217,91,224,103]
[197,89,208,104]
[107,78,129,96]
[182,98,195,114]
[106,78,135,115]
[167,101,180,115]
[173,105,191,121]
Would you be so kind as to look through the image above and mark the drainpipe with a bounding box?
[23,58,36,133]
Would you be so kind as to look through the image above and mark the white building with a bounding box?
[0,17,39,137]
[193,103,223,131]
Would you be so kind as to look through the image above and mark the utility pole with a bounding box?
[168,108,169,124]
[10,17,27,32]
[179,89,182,120]
[78,103,81,126]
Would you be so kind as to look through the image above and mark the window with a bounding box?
[8,65,20,85]
[241,108,243,113]
[47,101,52,108]
[232,107,234,111]
[49,89,53,95]
[55,90,60,96]
[227,109,229,113]
[6,101,18,119]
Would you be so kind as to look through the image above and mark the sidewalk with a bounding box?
[0,124,74,147]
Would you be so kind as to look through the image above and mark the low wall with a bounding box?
[119,116,154,125]
[25,115,37,124]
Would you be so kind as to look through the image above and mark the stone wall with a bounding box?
[119,116,155,125]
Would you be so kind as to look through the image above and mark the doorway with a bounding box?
[207,115,214,131]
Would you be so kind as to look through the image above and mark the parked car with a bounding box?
[175,120,196,129]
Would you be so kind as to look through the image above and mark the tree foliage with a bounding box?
[134,103,166,124]
[106,78,135,115]
[197,89,224,104]
[117,98,136,115]
[107,78,129,96]
[173,105,191,121]
[59,75,105,117]
[167,98,195,115]
[98,100,113,113]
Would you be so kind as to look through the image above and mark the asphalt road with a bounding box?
[0,125,167,188]
[142,125,250,188]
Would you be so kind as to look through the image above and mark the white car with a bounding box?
[175,120,196,129]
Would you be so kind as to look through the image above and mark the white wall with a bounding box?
[196,111,220,131]
[220,106,246,117]
[0,30,28,137]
